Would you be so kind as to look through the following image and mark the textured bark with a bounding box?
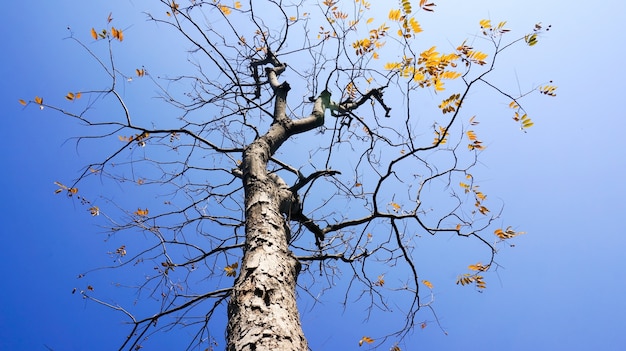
[226,121,306,350]
[226,63,329,351]
[226,166,306,351]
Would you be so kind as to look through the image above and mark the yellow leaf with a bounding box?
[525,33,538,46]
[366,17,374,24]
[390,202,401,212]
[466,130,477,141]
[224,262,239,277]
[384,62,401,70]
[434,79,445,92]
[409,17,422,34]
[440,71,461,80]
[18,99,27,106]
[401,0,412,14]
[220,5,232,15]
[359,336,374,346]
[422,280,433,289]
[388,9,402,21]
[468,263,488,271]
[234,1,242,9]
[90,28,98,40]
[134,208,149,216]
[479,19,491,29]
[539,85,557,96]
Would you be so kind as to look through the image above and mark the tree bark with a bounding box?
[226,159,307,351]
[226,62,330,350]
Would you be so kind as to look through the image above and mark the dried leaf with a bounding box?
[374,275,385,287]
[224,262,239,277]
[88,206,100,216]
[134,208,149,216]
[359,336,374,346]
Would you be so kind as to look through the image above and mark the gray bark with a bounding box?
[226,72,329,350]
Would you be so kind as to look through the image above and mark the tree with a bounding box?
[20,0,554,350]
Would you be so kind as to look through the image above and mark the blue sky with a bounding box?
[2,1,626,350]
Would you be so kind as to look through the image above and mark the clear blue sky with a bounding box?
[2,1,625,350]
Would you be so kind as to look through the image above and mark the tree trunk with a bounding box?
[226,66,329,350]
[226,136,307,351]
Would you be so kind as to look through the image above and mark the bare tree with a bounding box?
[23,1,554,350]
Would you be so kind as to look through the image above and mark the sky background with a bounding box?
[2,1,626,350]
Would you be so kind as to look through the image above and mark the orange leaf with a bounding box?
[422,280,433,289]
[134,208,149,216]
[88,206,100,216]
[468,263,488,271]
[390,202,401,212]
[111,27,123,41]
[359,336,374,346]
[466,130,477,141]
[220,5,232,15]
[18,99,27,106]
[374,275,385,286]
[90,28,98,40]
